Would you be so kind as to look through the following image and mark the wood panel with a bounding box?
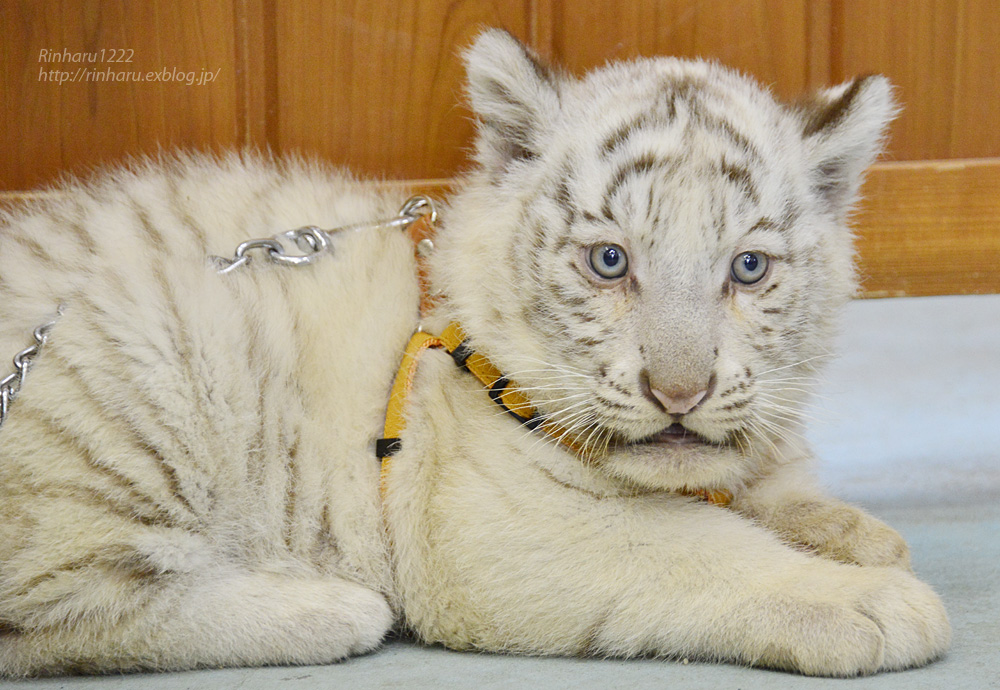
[833,0,1000,161]
[0,0,242,190]
[542,0,817,100]
[232,0,275,148]
[854,158,1000,297]
[3,0,1000,189]
[271,0,531,180]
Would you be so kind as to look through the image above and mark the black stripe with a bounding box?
[64,199,100,254]
[802,77,867,137]
[128,194,167,248]
[166,174,210,255]
[694,111,763,164]
[720,160,760,204]
[8,232,62,267]
[441,337,545,432]
[599,114,650,157]
[449,339,474,370]
[602,154,676,221]
[376,437,402,458]
[488,377,539,427]
[595,394,632,411]
[719,397,751,411]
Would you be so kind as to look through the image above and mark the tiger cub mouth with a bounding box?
[635,423,716,447]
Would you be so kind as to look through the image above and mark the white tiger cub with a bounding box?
[0,29,949,677]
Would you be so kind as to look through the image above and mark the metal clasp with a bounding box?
[0,307,62,430]
[213,226,332,275]
[211,195,437,276]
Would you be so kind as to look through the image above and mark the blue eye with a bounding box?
[731,251,769,285]
[588,244,629,279]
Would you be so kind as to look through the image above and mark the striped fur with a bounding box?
[0,153,412,673]
[0,31,948,677]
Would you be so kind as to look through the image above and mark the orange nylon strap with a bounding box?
[377,323,731,507]
[437,323,535,421]
[379,330,443,499]
[681,488,732,507]
[437,323,589,455]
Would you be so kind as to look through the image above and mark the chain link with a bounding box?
[1,196,437,430]
[210,195,437,275]
[0,308,62,430]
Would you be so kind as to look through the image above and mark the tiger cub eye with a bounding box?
[731,251,769,285]
[588,244,629,280]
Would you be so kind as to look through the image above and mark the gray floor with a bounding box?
[6,294,1000,689]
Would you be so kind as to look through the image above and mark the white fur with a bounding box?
[0,32,947,677]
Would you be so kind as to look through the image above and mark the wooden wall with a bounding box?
[2,0,999,296]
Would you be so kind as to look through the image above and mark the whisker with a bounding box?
[743,418,783,457]
[752,414,804,449]
[484,393,592,422]
[754,353,834,378]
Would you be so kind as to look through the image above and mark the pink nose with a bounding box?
[649,387,708,415]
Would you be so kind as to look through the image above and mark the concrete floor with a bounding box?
[6,294,1000,689]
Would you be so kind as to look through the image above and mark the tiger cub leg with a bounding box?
[733,465,913,569]
[0,566,393,676]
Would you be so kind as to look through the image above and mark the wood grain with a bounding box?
[542,0,815,100]
[3,1,999,190]
[0,0,242,190]
[233,0,275,147]
[271,0,531,180]
[854,158,1000,298]
[833,0,1000,161]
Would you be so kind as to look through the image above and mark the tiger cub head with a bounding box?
[431,29,895,491]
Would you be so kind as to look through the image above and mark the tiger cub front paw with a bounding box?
[755,500,912,569]
[763,565,950,676]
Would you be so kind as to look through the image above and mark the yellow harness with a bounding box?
[376,323,731,507]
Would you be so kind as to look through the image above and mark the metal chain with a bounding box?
[210,195,438,275]
[0,308,62,430]
[0,197,437,431]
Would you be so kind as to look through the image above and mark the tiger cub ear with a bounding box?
[795,76,898,217]
[463,29,561,173]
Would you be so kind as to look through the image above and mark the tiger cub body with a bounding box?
[0,30,948,676]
